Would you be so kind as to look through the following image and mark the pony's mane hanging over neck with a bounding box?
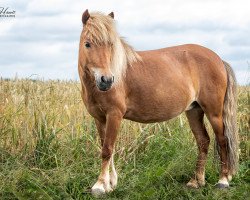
[83,12,141,82]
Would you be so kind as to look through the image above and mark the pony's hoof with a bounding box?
[186,178,205,189]
[91,188,106,198]
[110,175,117,189]
[186,179,199,189]
[110,180,117,189]
[216,183,229,189]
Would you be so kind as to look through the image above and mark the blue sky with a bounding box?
[0,0,249,84]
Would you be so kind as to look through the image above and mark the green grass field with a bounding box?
[0,78,249,200]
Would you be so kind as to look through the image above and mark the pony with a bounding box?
[78,9,238,197]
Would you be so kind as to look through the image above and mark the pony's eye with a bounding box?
[85,42,91,48]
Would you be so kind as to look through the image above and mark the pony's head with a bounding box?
[79,9,140,91]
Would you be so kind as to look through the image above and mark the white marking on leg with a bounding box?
[197,172,205,186]
[91,181,105,197]
[228,175,232,182]
[218,177,229,186]
[186,178,199,188]
[110,154,118,189]
[91,159,112,196]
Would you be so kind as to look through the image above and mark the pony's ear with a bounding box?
[82,9,90,25]
[108,12,114,19]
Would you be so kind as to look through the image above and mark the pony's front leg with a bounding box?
[91,112,122,197]
[110,153,118,189]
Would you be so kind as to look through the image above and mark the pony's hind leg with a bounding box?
[207,113,230,188]
[186,106,210,188]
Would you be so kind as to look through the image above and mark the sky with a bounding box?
[0,0,249,85]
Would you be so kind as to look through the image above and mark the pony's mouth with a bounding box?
[97,82,112,91]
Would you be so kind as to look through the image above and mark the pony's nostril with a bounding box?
[101,76,106,83]
[107,78,112,84]
[101,76,113,84]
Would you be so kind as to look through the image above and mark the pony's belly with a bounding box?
[123,105,184,123]
[123,86,193,123]
[124,115,174,123]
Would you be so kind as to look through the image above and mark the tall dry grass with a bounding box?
[0,78,249,199]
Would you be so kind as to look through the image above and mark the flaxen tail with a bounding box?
[221,61,239,175]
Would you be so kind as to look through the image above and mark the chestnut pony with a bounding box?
[78,10,238,196]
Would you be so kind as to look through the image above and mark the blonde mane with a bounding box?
[83,12,141,82]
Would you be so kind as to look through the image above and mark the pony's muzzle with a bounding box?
[97,75,114,91]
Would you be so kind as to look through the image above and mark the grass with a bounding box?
[0,78,249,200]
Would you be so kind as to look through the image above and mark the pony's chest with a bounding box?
[84,99,105,119]
[82,92,105,118]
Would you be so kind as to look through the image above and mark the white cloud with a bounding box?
[0,0,249,84]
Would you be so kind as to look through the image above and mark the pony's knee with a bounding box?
[102,145,113,160]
